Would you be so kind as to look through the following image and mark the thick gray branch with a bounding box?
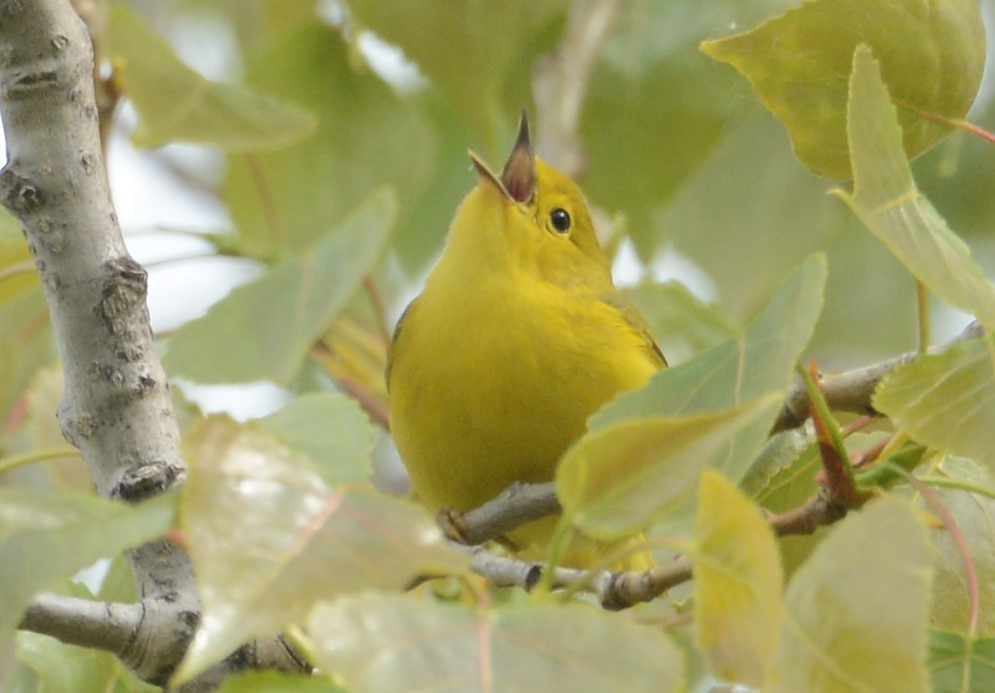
[0,0,201,684]
[0,4,311,687]
[20,593,142,652]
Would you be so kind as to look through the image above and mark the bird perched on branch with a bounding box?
[387,111,665,568]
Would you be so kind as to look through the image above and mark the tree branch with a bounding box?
[771,320,985,433]
[462,484,852,610]
[534,0,621,176]
[0,2,307,687]
[19,593,142,653]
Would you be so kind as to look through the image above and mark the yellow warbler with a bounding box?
[387,112,666,568]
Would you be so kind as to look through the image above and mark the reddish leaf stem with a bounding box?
[890,464,979,638]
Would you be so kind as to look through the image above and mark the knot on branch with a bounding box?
[112,460,184,503]
[99,256,148,333]
[0,167,42,214]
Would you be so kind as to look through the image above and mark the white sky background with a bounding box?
[1,2,994,420]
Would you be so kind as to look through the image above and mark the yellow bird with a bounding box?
[387,112,665,568]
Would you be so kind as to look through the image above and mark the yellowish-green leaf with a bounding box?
[308,595,684,693]
[557,395,781,539]
[701,0,985,178]
[252,393,376,484]
[164,189,396,385]
[0,238,52,426]
[774,498,931,692]
[107,5,316,150]
[0,491,175,635]
[215,670,343,693]
[0,208,19,240]
[835,46,995,330]
[693,471,782,687]
[875,334,995,465]
[920,457,995,637]
[929,630,995,693]
[174,416,466,683]
[593,254,826,483]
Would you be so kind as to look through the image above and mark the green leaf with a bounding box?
[592,254,826,482]
[929,630,995,693]
[693,471,782,687]
[0,238,52,427]
[0,208,19,240]
[164,189,397,385]
[921,457,995,637]
[346,0,568,157]
[875,334,995,465]
[308,594,684,692]
[175,416,466,683]
[252,393,376,484]
[835,46,995,329]
[107,5,316,150]
[701,0,985,178]
[223,22,434,260]
[558,396,781,539]
[774,498,931,692]
[621,281,735,365]
[0,491,175,635]
[215,670,344,693]
[580,3,749,242]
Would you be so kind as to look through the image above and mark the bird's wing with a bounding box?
[599,291,668,369]
[385,297,420,391]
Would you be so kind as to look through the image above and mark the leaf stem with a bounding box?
[893,97,995,145]
[916,281,930,353]
[888,463,979,638]
[0,446,80,474]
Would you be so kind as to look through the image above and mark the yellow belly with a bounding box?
[388,279,657,562]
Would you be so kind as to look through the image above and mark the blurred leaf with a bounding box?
[107,5,316,150]
[875,334,994,465]
[582,2,755,247]
[929,630,995,693]
[693,471,782,687]
[164,189,397,385]
[0,491,175,635]
[346,0,568,156]
[559,395,780,539]
[922,457,995,636]
[593,254,826,483]
[176,415,466,682]
[622,281,735,365]
[215,670,343,693]
[20,364,88,493]
[702,0,985,178]
[16,583,158,693]
[224,22,433,259]
[774,498,931,692]
[836,46,995,329]
[0,208,19,240]
[253,392,376,484]
[308,594,684,692]
[0,239,52,428]
[655,112,916,357]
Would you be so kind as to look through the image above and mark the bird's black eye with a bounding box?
[550,208,571,233]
